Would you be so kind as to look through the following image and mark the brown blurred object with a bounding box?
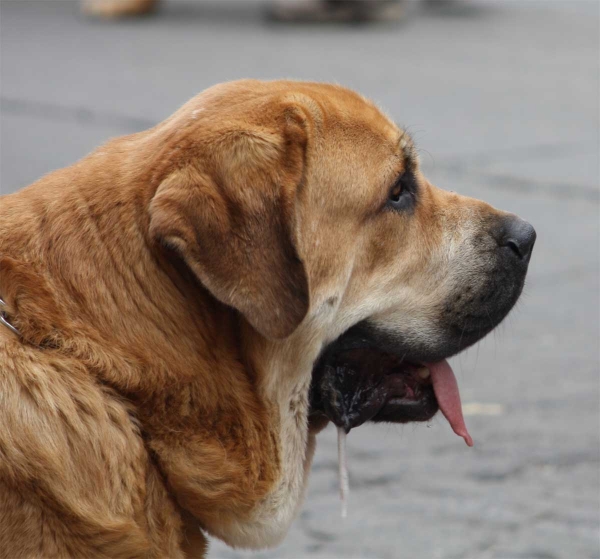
[268,0,405,23]
[82,0,158,18]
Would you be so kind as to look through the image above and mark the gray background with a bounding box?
[1,1,598,558]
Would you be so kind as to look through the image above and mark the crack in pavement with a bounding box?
[1,96,156,132]
[431,162,599,202]
[430,142,587,167]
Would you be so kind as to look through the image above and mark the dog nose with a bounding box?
[498,216,537,262]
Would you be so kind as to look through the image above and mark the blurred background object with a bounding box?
[1,1,598,558]
[82,0,158,18]
[267,0,406,24]
[83,0,408,23]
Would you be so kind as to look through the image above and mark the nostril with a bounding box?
[497,216,536,262]
[505,239,523,259]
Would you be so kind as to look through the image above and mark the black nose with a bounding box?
[498,216,536,262]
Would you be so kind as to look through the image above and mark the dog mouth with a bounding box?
[310,345,473,446]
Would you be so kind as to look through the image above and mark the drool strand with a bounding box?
[337,425,349,518]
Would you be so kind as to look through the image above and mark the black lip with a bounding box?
[371,385,438,424]
[322,321,450,365]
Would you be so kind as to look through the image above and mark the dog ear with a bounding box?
[149,106,310,339]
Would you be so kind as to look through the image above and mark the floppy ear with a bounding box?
[148,108,309,339]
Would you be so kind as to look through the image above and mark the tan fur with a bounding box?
[0,80,511,557]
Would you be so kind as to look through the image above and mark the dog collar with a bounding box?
[0,297,22,338]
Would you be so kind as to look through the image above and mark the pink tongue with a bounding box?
[426,359,474,447]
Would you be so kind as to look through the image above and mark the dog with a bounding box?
[0,80,535,558]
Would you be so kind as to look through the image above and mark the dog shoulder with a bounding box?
[0,341,192,557]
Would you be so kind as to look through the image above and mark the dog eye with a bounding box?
[389,182,403,203]
[387,176,409,210]
[386,172,417,212]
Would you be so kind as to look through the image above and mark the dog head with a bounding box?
[149,78,534,358]
[147,79,535,545]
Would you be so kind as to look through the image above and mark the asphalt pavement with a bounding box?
[1,1,598,558]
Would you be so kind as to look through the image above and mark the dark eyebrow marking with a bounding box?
[397,130,417,172]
